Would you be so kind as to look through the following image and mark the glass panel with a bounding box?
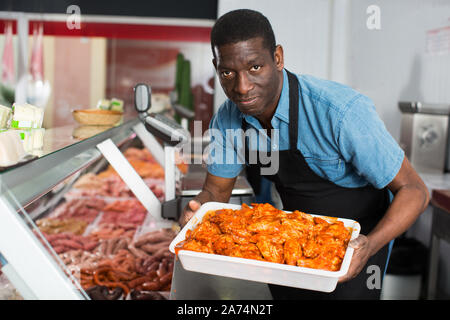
[0,176,89,299]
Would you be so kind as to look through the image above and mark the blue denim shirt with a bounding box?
[207,69,404,190]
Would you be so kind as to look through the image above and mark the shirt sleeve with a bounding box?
[206,106,244,179]
[337,95,405,189]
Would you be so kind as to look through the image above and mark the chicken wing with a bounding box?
[284,238,303,266]
[190,220,221,244]
[247,215,281,234]
[256,235,284,263]
[182,239,214,254]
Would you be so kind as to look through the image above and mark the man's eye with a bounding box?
[251,65,261,71]
[221,71,232,77]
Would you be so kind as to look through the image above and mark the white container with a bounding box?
[169,202,361,293]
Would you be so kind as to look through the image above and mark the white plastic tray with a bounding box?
[169,202,361,293]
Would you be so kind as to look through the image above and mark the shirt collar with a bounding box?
[238,68,290,127]
[272,68,289,124]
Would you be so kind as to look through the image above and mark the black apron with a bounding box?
[242,70,391,300]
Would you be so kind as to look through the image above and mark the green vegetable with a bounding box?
[173,54,193,124]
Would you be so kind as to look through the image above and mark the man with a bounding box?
[180,9,429,299]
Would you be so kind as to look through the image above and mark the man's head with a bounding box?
[211,9,276,60]
[211,9,284,120]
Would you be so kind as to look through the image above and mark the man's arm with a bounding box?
[368,156,429,254]
[179,172,237,227]
[339,156,429,282]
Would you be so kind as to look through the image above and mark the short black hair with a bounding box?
[211,9,276,59]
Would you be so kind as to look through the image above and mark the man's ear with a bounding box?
[274,45,284,71]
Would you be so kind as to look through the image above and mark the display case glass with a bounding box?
[0,117,153,300]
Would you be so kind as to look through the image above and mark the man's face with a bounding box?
[213,37,284,117]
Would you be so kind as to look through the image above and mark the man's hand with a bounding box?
[179,200,201,228]
[338,234,371,283]
[178,173,237,228]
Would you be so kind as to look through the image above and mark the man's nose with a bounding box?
[234,72,254,95]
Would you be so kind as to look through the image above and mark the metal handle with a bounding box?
[134,83,151,113]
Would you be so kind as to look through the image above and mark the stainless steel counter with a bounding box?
[418,171,450,193]
[180,164,253,197]
[170,258,273,300]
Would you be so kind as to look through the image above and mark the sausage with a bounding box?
[127,276,153,289]
[141,280,161,291]
[53,245,66,254]
[153,247,170,260]
[140,241,170,254]
[134,258,145,274]
[115,238,128,252]
[159,271,172,288]
[53,239,83,250]
[106,238,119,256]
[165,250,175,257]
[145,270,158,280]
[157,259,168,277]
[96,241,108,256]
[93,267,130,296]
[135,285,144,291]
[167,261,174,273]
[144,261,160,273]
[135,232,172,247]
[129,246,149,260]
[84,241,99,251]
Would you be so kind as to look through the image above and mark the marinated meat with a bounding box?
[179,203,352,271]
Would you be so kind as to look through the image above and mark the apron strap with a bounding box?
[286,70,300,151]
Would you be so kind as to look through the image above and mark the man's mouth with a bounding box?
[237,97,258,106]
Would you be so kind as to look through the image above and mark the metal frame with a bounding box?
[164,145,176,201]
[133,122,165,168]
[96,138,162,219]
[133,122,180,202]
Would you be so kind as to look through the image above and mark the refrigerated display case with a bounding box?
[0,116,176,299]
